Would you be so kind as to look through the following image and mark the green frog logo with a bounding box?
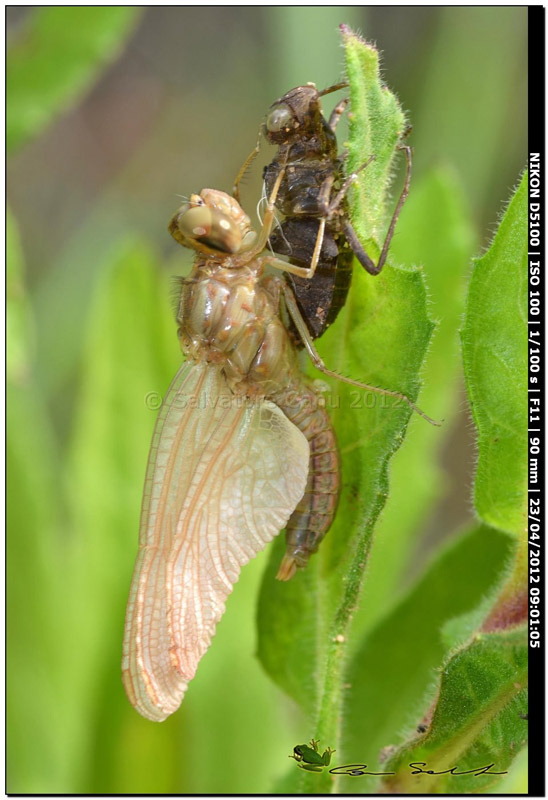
[290,739,335,772]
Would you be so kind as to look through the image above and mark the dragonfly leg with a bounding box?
[317,80,349,98]
[248,150,290,255]
[328,97,349,131]
[281,281,440,427]
[233,130,262,203]
[342,144,412,276]
[261,221,324,280]
[327,155,376,213]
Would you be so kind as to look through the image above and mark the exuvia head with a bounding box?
[169,189,257,256]
[264,81,348,146]
[264,84,322,145]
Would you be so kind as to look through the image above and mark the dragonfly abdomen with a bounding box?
[274,382,340,581]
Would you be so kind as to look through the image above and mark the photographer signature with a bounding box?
[329,762,508,777]
[290,741,507,777]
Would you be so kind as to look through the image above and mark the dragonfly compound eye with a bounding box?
[266,103,294,134]
[178,206,242,254]
[177,205,213,238]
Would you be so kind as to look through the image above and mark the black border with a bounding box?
[527,5,545,798]
[5,5,541,797]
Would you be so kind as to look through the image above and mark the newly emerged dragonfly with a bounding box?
[122,164,436,722]
[235,82,411,340]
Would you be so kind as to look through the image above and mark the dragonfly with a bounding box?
[234,82,411,340]
[122,158,437,722]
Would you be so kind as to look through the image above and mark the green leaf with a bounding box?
[342,27,407,238]
[7,7,141,153]
[257,540,322,716]
[258,29,436,793]
[349,166,476,639]
[340,524,512,794]
[461,172,528,537]
[382,628,528,794]
[461,174,529,633]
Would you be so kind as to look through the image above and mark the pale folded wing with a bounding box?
[122,361,309,721]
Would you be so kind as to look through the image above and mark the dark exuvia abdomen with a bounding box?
[269,217,353,340]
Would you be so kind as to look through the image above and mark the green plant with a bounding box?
[7,11,528,795]
[258,31,527,795]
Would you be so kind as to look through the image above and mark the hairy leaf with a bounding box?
[342,26,407,237]
[340,524,511,794]
[461,173,528,537]
[382,628,527,794]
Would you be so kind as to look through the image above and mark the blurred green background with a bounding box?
[7,7,527,794]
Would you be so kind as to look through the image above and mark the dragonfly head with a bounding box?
[169,189,258,256]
